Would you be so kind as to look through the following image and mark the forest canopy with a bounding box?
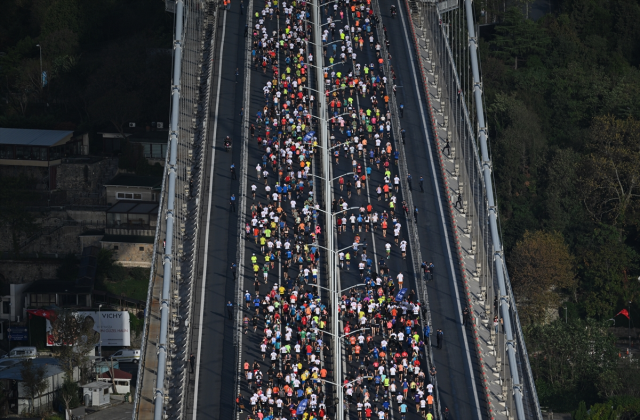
[481,0,640,412]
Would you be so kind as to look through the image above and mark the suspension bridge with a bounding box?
[130,0,543,419]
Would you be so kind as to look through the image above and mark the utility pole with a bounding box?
[629,301,632,358]
[98,304,103,358]
[35,44,43,88]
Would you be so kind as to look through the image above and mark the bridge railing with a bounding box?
[407,0,543,419]
[133,1,212,419]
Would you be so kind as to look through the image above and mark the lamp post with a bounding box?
[629,301,632,356]
[98,304,103,358]
[313,282,368,295]
[7,301,11,351]
[309,172,356,184]
[35,44,42,88]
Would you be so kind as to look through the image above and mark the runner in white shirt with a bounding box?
[400,240,407,258]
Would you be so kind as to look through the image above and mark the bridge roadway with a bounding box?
[185,0,482,419]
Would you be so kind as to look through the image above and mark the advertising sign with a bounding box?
[43,311,131,347]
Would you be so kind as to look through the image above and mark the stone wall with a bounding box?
[0,260,60,284]
[56,157,118,205]
[20,225,84,255]
[0,165,49,190]
[101,241,153,268]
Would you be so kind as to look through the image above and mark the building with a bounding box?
[104,173,162,205]
[100,174,160,267]
[98,124,168,165]
[98,368,132,394]
[106,201,159,236]
[0,128,87,190]
[23,246,99,310]
[82,381,111,407]
[0,358,80,414]
[100,235,154,268]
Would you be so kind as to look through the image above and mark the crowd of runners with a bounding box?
[234,0,439,418]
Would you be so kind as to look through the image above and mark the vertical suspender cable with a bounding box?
[155,1,184,419]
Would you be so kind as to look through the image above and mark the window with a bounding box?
[2,301,9,314]
[113,246,119,250]
[31,294,56,306]
[116,192,142,200]
[139,247,144,251]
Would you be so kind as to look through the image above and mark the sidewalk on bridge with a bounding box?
[405,8,513,420]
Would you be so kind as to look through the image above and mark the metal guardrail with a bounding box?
[404,0,543,418]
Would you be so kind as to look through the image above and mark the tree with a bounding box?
[0,176,41,255]
[490,8,549,69]
[488,93,548,249]
[50,311,100,379]
[543,148,585,235]
[575,224,639,319]
[20,359,48,414]
[579,115,640,227]
[573,401,588,420]
[509,230,576,324]
[89,89,143,140]
[60,374,80,420]
[526,319,618,410]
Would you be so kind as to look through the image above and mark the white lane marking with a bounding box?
[235,0,253,418]
[192,9,228,420]
[394,0,482,418]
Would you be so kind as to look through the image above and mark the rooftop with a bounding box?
[106,201,159,215]
[104,174,162,189]
[101,235,155,244]
[82,381,111,390]
[0,128,74,147]
[24,279,80,294]
[99,368,132,380]
[0,358,64,381]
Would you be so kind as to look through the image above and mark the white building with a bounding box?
[0,358,80,414]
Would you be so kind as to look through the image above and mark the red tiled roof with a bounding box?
[99,368,132,380]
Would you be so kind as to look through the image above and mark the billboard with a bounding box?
[44,311,131,347]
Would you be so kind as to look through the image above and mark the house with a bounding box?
[98,368,132,394]
[82,381,110,407]
[23,246,99,310]
[101,175,160,268]
[106,201,159,236]
[0,128,87,190]
[103,173,161,205]
[100,235,154,268]
[0,358,80,414]
[98,124,168,165]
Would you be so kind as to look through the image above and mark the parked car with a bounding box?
[109,349,140,363]
[1,346,37,360]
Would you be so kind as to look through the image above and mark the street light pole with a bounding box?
[98,304,103,358]
[310,0,343,416]
[629,301,632,356]
[35,44,42,88]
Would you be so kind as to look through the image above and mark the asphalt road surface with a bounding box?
[190,0,482,418]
